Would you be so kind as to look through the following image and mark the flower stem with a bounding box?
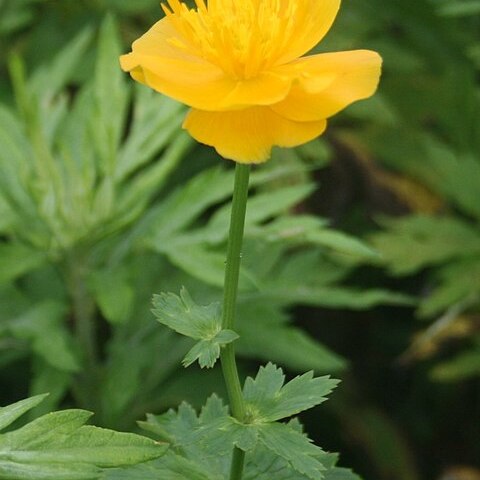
[220,163,250,480]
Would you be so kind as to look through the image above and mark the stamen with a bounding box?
[161,0,305,79]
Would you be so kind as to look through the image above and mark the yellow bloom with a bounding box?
[120,0,382,163]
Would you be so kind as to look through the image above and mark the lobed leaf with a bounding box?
[243,363,339,423]
[182,329,239,369]
[151,288,221,340]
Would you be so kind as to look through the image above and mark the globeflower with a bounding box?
[120,0,382,163]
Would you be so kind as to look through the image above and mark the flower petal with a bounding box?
[271,50,382,122]
[120,17,293,111]
[183,107,327,164]
[275,0,341,64]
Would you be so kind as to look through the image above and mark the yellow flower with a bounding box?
[120,0,381,164]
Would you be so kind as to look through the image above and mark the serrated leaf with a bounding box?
[257,422,327,480]
[104,453,214,480]
[152,288,221,340]
[139,398,229,477]
[243,363,338,422]
[182,329,239,368]
[243,434,339,480]
[140,395,350,480]
[323,467,362,480]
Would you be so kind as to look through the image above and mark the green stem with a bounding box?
[220,163,251,480]
[67,256,99,411]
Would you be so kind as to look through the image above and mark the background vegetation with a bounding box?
[0,1,479,479]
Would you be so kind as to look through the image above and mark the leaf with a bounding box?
[418,257,480,317]
[152,289,242,369]
[92,15,127,172]
[139,398,229,478]
[30,361,73,417]
[88,267,134,325]
[371,215,480,275]
[104,453,214,480]
[140,394,351,480]
[0,395,47,432]
[430,345,480,382]
[0,396,167,480]
[6,301,79,372]
[152,288,221,340]
[243,363,339,423]
[323,468,362,480]
[256,249,414,309]
[116,89,187,181]
[0,243,46,285]
[29,26,93,103]
[306,229,378,259]
[203,183,316,244]
[237,321,346,373]
[146,167,235,243]
[182,329,239,369]
[257,422,328,480]
[437,0,480,17]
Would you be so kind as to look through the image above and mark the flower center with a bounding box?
[162,0,305,79]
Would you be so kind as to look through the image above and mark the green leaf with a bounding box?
[237,321,346,373]
[323,468,362,480]
[92,15,127,173]
[257,422,328,480]
[0,395,48,432]
[306,229,378,259]
[0,396,167,480]
[6,301,79,372]
[104,453,214,480]
[430,344,480,382]
[152,288,242,368]
[418,257,480,317]
[139,398,229,478]
[243,363,338,423]
[182,329,239,369]
[163,244,258,289]
[88,267,134,325]
[0,243,46,285]
[371,215,480,275]
[152,288,221,340]
[146,167,235,243]
[116,89,187,181]
[204,183,316,244]
[140,395,352,480]
[29,26,93,103]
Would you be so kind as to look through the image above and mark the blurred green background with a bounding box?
[0,1,479,479]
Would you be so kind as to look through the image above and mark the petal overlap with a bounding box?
[120,0,381,163]
[120,17,294,111]
[271,50,383,122]
[183,107,327,163]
